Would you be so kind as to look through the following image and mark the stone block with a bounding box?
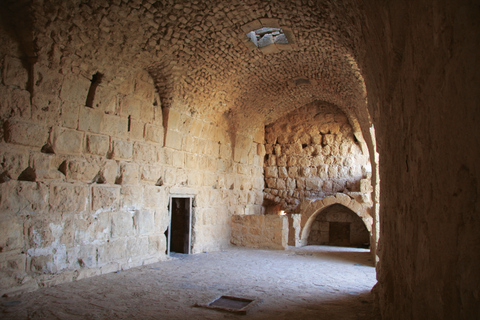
[286,177,296,189]
[92,185,120,211]
[133,142,156,163]
[98,240,126,264]
[172,150,184,168]
[277,178,286,189]
[185,153,198,170]
[0,148,28,178]
[188,119,203,137]
[323,134,335,146]
[200,123,216,140]
[59,102,79,129]
[4,120,48,148]
[219,143,232,159]
[277,155,287,166]
[65,159,99,182]
[144,185,165,209]
[101,114,128,138]
[2,56,28,89]
[129,119,144,140]
[119,95,141,119]
[52,127,84,155]
[148,234,166,255]
[60,76,90,103]
[86,133,109,156]
[102,160,118,184]
[165,130,183,150]
[134,210,155,235]
[0,181,48,214]
[328,165,338,179]
[265,166,278,178]
[140,103,155,123]
[120,185,143,210]
[254,127,265,143]
[126,237,149,259]
[78,107,103,133]
[140,164,163,183]
[145,124,164,144]
[119,162,139,185]
[0,86,31,120]
[112,139,133,160]
[166,109,181,131]
[134,78,154,101]
[0,216,23,252]
[49,184,88,213]
[111,211,134,238]
[305,177,322,190]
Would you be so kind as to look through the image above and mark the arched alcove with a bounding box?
[307,204,369,247]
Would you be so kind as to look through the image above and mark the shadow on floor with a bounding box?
[289,245,375,267]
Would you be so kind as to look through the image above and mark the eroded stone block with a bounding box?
[49,184,88,213]
[4,120,48,148]
[112,139,133,160]
[52,127,84,155]
[92,185,120,211]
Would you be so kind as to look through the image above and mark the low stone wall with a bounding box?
[230,215,288,250]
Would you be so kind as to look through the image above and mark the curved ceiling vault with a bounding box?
[7,0,371,137]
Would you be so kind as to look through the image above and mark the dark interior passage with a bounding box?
[169,197,191,254]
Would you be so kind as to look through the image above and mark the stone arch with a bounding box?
[297,193,373,247]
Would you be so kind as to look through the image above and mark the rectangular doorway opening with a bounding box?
[167,196,193,255]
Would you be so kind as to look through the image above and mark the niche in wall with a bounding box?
[307,204,369,247]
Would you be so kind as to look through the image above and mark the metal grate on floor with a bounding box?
[194,295,260,315]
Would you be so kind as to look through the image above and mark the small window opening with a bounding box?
[127,115,131,132]
[85,72,103,108]
[246,27,288,48]
[294,78,311,86]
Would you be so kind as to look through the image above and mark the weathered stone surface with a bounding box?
[49,184,88,213]
[78,107,103,133]
[231,214,288,250]
[65,159,100,183]
[0,181,49,214]
[112,139,133,160]
[133,142,156,163]
[2,56,28,89]
[86,134,109,156]
[101,114,128,138]
[264,102,370,212]
[52,127,84,155]
[4,120,48,148]
[119,162,139,185]
[92,185,120,211]
[144,124,164,144]
[164,130,182,150]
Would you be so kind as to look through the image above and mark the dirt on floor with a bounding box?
[0,245,379,320]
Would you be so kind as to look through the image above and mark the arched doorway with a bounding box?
[307,204,370,248]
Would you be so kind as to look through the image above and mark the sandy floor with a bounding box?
[0,245,378,319]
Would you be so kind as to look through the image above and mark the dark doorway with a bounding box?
[329,222,350,246]
[168,197,192,255]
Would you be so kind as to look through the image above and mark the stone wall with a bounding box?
[360,1,480,318]
[230,214,288,250]
[0,23,264,296]
[263,101,371,212]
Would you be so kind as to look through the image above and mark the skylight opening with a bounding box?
[246,27,289,48]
